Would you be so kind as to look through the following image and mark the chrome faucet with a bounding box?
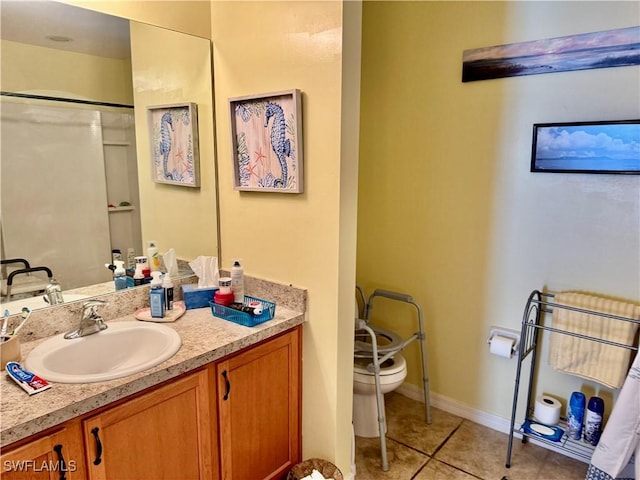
[43,278,64,305]
[64,300,108,339]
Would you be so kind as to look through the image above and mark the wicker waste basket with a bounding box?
[286,458,344,480]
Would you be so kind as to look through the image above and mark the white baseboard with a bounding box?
[397,383,511,433]
[395,383,589,464]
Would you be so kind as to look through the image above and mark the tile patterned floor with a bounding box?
[354,392,589,479]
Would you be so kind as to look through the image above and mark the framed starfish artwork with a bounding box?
[148,103,200,187]
[229,89,303,193]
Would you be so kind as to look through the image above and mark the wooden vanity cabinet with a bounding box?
[215,327,301,480]
[0,421,86,480]
[82,368,214,480]
[1,326,301,480]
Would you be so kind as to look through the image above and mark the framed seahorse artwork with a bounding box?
[147,103,200,187]
[229,89,303,193]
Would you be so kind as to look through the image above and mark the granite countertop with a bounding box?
[1,303,305,447]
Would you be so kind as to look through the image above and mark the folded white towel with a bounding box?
[549,292,640,389]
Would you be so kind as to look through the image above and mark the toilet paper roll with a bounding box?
[534,395,562,425]
[489,335,515,358]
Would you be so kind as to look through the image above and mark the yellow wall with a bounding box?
[60,0,211,39]
[1,39,133,104]
[130,22,218,259]
[210,1,360,472]
[358,0,640,423]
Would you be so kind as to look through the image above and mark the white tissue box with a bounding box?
[182,284,218,309]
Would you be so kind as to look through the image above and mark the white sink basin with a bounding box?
[25,321,181,383]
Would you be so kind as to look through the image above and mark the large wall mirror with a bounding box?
[0,0,218,314]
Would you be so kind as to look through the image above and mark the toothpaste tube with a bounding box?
[5,362,51,395]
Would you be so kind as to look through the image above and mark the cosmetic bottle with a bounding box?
[133,258,145,287]
[215,277,234,306]
[113,261,127,291]
[149,271,165,318]
[228,302,260,315]
[135,256,150,280]
[148,241,161,272]
[231,260,244,303]
[163,273,174,310]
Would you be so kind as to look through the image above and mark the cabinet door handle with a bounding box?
[53,444,67,480]
[222,370,231,400]
[91,427,103,465]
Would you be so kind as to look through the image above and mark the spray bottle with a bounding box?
[584,396,604,446]
[231,260,244,303]
[567,392,585,440]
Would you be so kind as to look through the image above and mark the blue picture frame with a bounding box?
[530,120,640,174]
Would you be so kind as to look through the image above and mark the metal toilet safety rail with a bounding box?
[355,285,431,471]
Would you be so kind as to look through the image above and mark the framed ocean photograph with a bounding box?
[530,120,640,174]
[462,26,640,82]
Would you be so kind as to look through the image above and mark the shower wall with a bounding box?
[1,100,140,290]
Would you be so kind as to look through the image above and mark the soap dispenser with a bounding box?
[113,260,127,291]
[149,271,165,318]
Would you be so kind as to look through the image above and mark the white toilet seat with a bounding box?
[354,325,404,354]
[353,353,406,377]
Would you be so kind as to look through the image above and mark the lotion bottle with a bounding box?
[149,271,165,318]
[231,260,244,303]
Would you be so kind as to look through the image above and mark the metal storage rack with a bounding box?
[505,289,640,468]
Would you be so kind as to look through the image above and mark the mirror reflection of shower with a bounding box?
[1,0,142,291]
[1,99,142,291]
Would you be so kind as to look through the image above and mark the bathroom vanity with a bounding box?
[0,281,305,480]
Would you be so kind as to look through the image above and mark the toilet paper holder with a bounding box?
[487,326,521,356]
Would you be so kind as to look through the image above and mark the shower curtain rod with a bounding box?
[0,91,133,109]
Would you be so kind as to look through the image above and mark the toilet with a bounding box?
[352,287,429,470]
[353,350,407,438]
